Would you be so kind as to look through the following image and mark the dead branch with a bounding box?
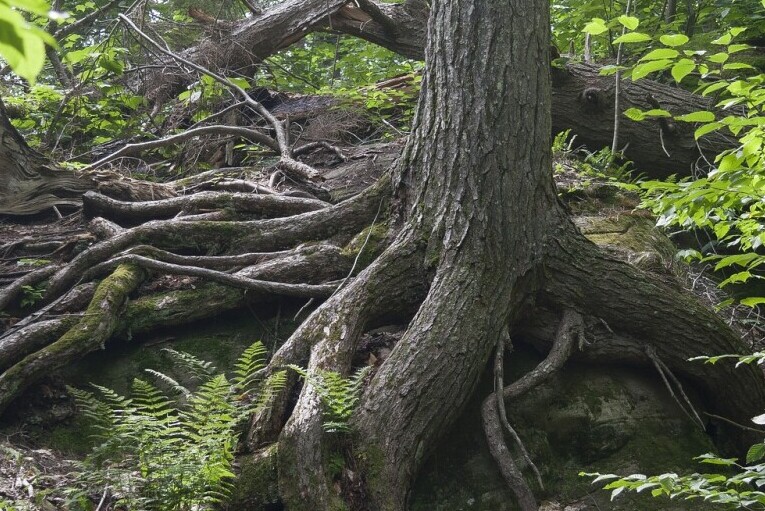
[118,14,324,184]
[80,125,278,172]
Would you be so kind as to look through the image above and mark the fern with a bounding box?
[233,341,268,390]
[161,347,217,381]
[67,340,277,510]
[288,365,371,433]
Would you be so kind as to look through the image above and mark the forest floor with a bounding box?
[1,131,764,509]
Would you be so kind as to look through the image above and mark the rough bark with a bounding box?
[350,1,562,507]
[551,63,737,177]
[264,0,765,509]
[0,98,90,215]
[0,98,176,216]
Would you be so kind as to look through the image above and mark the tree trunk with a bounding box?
[0,98,176,216]
[266,0,765,508]
[551,63,736,177]
[0,98,91,215]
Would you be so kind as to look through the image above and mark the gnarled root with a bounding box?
[482,311,583,511]
[0,264,146,414]
[273,235,427,508]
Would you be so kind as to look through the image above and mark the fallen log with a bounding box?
[137,0,736,177]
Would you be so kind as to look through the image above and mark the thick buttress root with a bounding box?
[273,235,427,508]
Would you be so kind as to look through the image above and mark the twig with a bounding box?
[611,0,633,157]
[80,125,277,171]
[704,412,765,434]
[645,346,705,430]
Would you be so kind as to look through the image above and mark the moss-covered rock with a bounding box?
[229,444,281,510]
[19,308,301,455]
[411,346,717,511]
[575,214,679,274]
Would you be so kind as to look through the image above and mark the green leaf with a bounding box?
[4,0,50,16]
[674,111,715,123]
[583,18,608,35]
[640,48,679,61]
[712,33,732,45]
[730,27,747,37]
[723,62,754,71]
[747,443,765,463]
[624,107,645,121]
[0,3,49,83]
[741,297,765,307]
[631,59,673,80]
[613,32,652,44]
[671,59,695,83]
[617,15,639,30]
[660,34,690,47]
[728,44,752,53]
[701,81,729,96]
[714,252,760,270]
[708,52,729,64]
[694,121,723,139]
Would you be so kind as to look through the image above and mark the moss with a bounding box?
[0,264,145,417]
[577,214,678,273]
[411,346,718,511]
[229,444,281,509]
[341,223,388,271]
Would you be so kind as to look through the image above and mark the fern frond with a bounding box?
[131,378,174,415]
[145,369,192,398]
[251,370,287,415]
[67,386,113,432]
[233,341,267,389]
[161,348,217,381]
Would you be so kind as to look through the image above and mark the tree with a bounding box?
[0,97,86,215]
[1,0,764,510]
[247,0,763,509]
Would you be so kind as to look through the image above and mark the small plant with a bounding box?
[66,341,285,511]
[19,284,45,308]
[288,365,370,433]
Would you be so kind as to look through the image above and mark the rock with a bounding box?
[410,346,717,511]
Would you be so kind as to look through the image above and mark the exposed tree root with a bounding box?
[40,178,387,303]
[82,190,329,223]
[0,264,146,414]
[0,317,80,373]
[542,232,765,445]
[482,311,583,511]
[274,235,427,508]
[0,265,59,311]
[82,253,339,298]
